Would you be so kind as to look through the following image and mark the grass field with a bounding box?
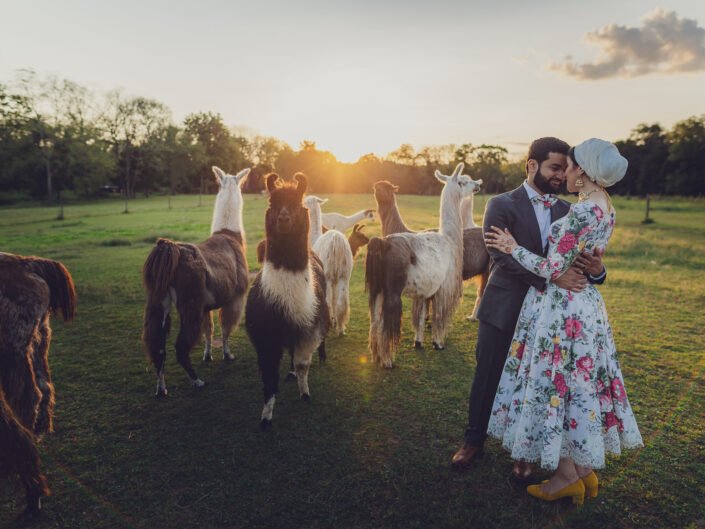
[1,192,704,529]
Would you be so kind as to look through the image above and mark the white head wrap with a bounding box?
[574,138,628,188]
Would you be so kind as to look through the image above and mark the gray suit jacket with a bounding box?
[476,185,571,332]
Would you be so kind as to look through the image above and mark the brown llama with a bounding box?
[245,173,330,429]
[142,167,249,396]
[373,180,490,321]
[348,224,370,258]
[0,252,76,519]
[365,164,479,367]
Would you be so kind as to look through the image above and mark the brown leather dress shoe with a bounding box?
[511,460,533,481]
[451,443,484,470]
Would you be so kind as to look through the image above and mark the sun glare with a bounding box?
[263,68,417,162]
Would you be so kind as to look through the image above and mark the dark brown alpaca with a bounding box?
[142,167,249,396]
[373,180,490,320]
[245,172,330,429]
[0,252,76,519]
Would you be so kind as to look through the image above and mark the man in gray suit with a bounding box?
[451,137,606,478]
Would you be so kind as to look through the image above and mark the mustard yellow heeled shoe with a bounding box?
[580,471,599,499]
[527,479,585,505]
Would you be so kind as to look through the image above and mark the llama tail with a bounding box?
[365,237,404,364]
[28,258,77,322]
[143,238,180,301]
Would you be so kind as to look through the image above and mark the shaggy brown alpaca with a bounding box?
[373,180,490,320]
[0,252,76,519]
[142,167,249,396]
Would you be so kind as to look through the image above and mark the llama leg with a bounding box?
[285,350,297,381]
[317,339,327,363]
[293,339,316,401]
[336,281,350,335]
[431,282,457,350]
[469,270,489,320]
[411,298,426,349]
[30,315,55,437]
[257,347,282,430]
[202,311,214,362]
[0,387,49,518]
[220,295,245,361]
[175,306,206,387]
[326,280,336,331]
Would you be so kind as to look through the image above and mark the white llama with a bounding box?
[321,209,376,232]
[364,163,480,367]
[305,196,354,335]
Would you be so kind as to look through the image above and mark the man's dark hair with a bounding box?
[525,137,570,175]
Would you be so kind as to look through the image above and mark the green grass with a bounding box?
[1,193,704,528]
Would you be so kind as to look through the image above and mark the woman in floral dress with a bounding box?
[484,138,643,504]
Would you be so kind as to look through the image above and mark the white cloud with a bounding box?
[549,9,705,80]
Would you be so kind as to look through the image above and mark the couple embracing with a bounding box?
[452,137,644,504]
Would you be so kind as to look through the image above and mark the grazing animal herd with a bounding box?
[0,163,489,518]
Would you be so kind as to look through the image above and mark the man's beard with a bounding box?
[534,168,563,195]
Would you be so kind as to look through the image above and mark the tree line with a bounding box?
[1,70,703,206]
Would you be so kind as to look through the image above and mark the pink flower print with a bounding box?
[565,318,582,338]
[516,343,525,361]
[570,418,578,430]
[567,291,573,301]
[553,373,568,398]
[593,205,604,220]
[596,379,605,393]
[611,378,627,403]
[576,356,593,375]
[604,411,618,430]
[600,393,612,410]
[557,232,577,254]
[553,344,562,366]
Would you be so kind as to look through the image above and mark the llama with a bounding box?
[348,223,370,258]
[305,195,354,335]
[321,208,375,232]
[245,173,330,429]
[373,179,490,321]
[0,252,76,519]
[365,164,477,367]
[142,166,249,396]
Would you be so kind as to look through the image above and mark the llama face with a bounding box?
[364,209,376,221]
[373,181,398,205]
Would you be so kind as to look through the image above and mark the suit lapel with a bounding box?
[512,186,543,253]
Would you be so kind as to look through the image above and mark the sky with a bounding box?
[2,0,704,162]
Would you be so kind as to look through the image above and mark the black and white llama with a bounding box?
[245,173,329,429]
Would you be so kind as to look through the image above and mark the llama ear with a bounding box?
[475,178,483,186]
[234,168,251,184]
[294,172,308,196]
[434,170,448,183]
[352,223,360,232]
[317,197,328,205]
[266,173,280,193]
[393,185,399,192]
[452,162,465,179]
[212,166,227,185]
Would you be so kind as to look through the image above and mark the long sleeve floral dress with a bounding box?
[487,200,643,470]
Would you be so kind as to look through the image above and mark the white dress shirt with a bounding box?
[522,181,552,251]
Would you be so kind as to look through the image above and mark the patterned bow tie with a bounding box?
[531,195,557,209]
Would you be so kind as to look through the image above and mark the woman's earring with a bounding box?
[576,176,584,187]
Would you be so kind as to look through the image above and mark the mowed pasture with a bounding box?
[1,193,704,529]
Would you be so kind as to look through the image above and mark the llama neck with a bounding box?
[308,204,323,247]
[211,188,245,237]
[460,195,477,228]
[439,185,463,250]
[348,210,367,224]
[379,198,411,236]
